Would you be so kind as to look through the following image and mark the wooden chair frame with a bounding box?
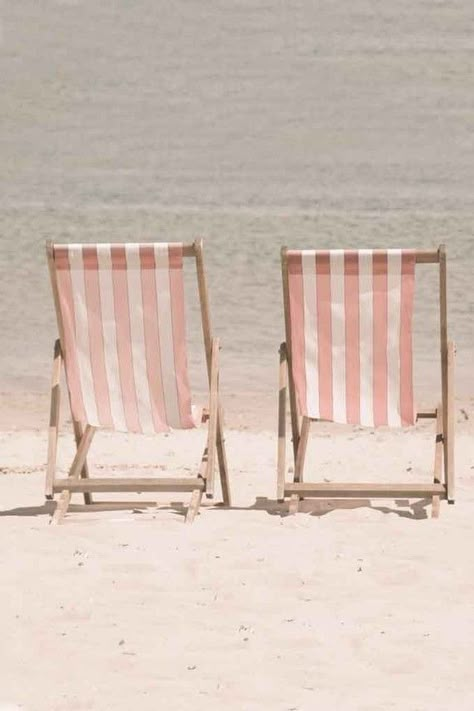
[277,245,455,518]
[46,238,231,524]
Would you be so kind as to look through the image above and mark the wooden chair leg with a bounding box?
[277,343,288,502]
[432,406,443,519]
[73,420,94,505]
[51,491,71,526]
[204,338,219,499]
[294,416,310,486]
[288,494,299,515]
[69,426,95,478]
[51,426,95,525]
[185,489,203,524]
[216,409,231,507]
[444,341,455,503]
[288,374,300,464]
[194,239,230,508]
[46,339,62,500]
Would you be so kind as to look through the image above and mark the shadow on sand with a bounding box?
[0,496,433,521]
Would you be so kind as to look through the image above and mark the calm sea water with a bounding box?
[0,0,473,402]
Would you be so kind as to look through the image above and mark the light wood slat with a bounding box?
[69,501,160,511]
[205,337,219,498]
[284,482,445,498]
[52,425,96,524]
[216,406,231,507]
[195,238,213,373]
[69,425,95,480]
[46,339,62,499]
[281,247,301,461]
[277,342,288,501]
[72,419,94,504]
[185,489,203,524]
[53,477,205,493]
[445,340,455,502]
[47,242,94,508]
[439,245,449,497]
[288,494,299,515]
[51,491,71,525]
[295,416,310,484]
[432,406,443,518]
[195,237,231,508]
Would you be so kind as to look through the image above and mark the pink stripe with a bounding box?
[82,246,113,428]
[168,244,195,428]
[372,252,388,426]
[139,246,169,432]
[344,251,360,424]
[54,247,87,424]
[110,246,141,433]
[287,253,307,415]
[316,253,333,421]
[399,252,416,426]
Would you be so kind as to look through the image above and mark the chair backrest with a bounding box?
[284,249,417,428]
[48,242,198,434]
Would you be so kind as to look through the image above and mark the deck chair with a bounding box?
[46,239,231,524]
[278,245,455,518]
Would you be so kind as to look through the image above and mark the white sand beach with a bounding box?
[1,399,473,711]
[2,0,474,708]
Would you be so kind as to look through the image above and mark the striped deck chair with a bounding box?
[46,239,231,524]
[278,245,455,518]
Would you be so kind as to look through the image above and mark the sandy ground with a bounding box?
[0,403,473,711]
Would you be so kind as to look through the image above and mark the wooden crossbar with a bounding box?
[416,410,437,420]
[414,250,440,263]
[53,477,205,493]
[284,483,446,498]
[182,243,197,257]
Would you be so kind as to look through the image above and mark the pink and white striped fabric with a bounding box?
[287,249,416,428]
[52,243,197,434]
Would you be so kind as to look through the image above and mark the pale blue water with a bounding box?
[0,0,473,401]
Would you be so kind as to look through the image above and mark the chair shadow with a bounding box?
[250,496,431,520]
[0,496,432,521]
[0,502,56,518]
[0,500,183,519]
[191,496,432,520]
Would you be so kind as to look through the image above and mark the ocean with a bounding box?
[1,0,473,405]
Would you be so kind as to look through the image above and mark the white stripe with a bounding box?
[358,250,374,427]
[96,246,128,432]
[68,246,99,426]
[154,244,181,428]
[301,251,320,418]
[329,250,346,423]
[125,244,155,434]
[386,250,402,427]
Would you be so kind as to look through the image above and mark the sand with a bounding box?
[0,400,473,711]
